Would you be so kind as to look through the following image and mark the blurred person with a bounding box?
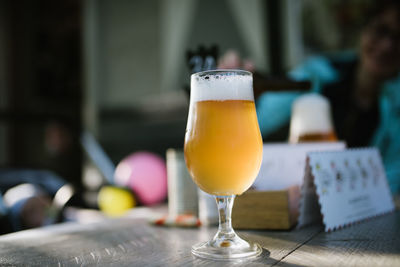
[218,49,255,72]
[220,0,400,194]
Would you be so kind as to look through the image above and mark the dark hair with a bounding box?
[364,0,400,26]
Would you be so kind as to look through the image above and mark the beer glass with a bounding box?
[289,93,337,143]
[184,70,263,260]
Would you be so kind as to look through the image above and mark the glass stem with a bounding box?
[214,195,236,243]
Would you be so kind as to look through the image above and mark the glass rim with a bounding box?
[191,69,252,78]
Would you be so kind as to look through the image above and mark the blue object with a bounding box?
[80,131,115,184]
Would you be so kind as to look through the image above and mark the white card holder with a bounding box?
[299,148,395,232]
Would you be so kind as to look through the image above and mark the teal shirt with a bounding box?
[256,53,400,193]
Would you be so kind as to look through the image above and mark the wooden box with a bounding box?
[232,186,300,230]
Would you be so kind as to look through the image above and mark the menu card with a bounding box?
[253,142,346,191]
[299,148,395,231]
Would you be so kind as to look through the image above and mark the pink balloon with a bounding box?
[114,151,167,205]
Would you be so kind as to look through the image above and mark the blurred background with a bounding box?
[0,0,371,230]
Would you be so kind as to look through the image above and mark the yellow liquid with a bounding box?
[295,131,337,143]
[184,100,263,195]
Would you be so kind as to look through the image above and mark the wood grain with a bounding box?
[0,209,398,266]
[233,187,300,230]
[277,212,400,267]
[0,217,319,266]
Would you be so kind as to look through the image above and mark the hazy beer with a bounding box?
[184,70,263,259]
[289,94,338,143]
[184,99,262,195]
[295,131,337,142]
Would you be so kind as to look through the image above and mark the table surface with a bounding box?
[0,207,399,267]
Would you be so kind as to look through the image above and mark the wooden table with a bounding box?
[0,208,399,266]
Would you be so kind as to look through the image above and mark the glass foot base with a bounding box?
[191,236,262,260]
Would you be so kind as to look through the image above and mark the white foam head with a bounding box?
[289,93,334,137]
[190,70,254,102]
